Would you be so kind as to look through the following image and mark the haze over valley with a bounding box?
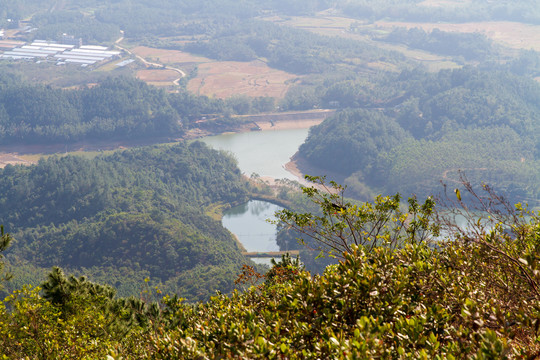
[1,0,540,357]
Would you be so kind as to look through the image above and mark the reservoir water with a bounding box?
[201,128,310,180]
[222,200,284,253]
[202,127,310,260]
[204,126,496,263]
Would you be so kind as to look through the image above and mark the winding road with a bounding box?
[114,31,186,85]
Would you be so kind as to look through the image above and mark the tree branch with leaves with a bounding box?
[275,175,439,259]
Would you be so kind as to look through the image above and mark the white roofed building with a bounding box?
[0,39,122,66]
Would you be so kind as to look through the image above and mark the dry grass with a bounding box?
[375,20,540,51]
[275,15,357,29]
[136,69,180,84]
[267,15,362,40]
[262,15,461,71]
[262,15,361,40]
[131,46,211,64]
[129,46,297,97]
[156,35,206,46]
[0,154,34,168]
[374,42,461,71]
[187,60,298,99]
[266,14,540,59]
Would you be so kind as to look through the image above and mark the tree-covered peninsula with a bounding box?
[0,142,251,301]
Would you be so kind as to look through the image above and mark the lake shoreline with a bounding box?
[238,117,328,184]
[185,109,334,140]
[201,117,329,184]
[0,110,333,170]
[284,152,347,192]
[234,118,346,187]
[185,117,325,140]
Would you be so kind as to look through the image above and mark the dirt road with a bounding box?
[114,32,186,83]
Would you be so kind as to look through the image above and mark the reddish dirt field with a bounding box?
[136,69,180,84]
[131,46,210,64]
[131,46,296,98]
[188,60,298,99]
[375,20,540,51]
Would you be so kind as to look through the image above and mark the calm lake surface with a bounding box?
[203,128,310,258]
[222,200,284,253]
[201,128,310,179]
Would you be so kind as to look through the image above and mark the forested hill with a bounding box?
[183,19,404,76]
[299,67,540,202]
[0,142,251,301]
[3,0,540,41]
[0,74,295,145]
[0,76,182,144]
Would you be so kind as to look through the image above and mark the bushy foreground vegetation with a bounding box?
[1,178,540,358]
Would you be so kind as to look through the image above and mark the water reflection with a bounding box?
[222,200,284,253]
[249,200,275,217]
[224,202,249,218]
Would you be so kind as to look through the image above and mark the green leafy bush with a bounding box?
[2,179,540,358]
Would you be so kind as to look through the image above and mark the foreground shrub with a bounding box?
[2,178,540,358]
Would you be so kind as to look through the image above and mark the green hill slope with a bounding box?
[0,142,250,301]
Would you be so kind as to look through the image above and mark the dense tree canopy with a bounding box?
[0,75,288,145]
[300,109,410,174]
[0,76,183,143]
[1,180,540,358]
[0,142,251,301]
[299,66,540,203]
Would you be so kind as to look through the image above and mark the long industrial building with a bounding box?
[0,40,121,66]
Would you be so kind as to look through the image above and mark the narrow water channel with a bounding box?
[203,127,310,262]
